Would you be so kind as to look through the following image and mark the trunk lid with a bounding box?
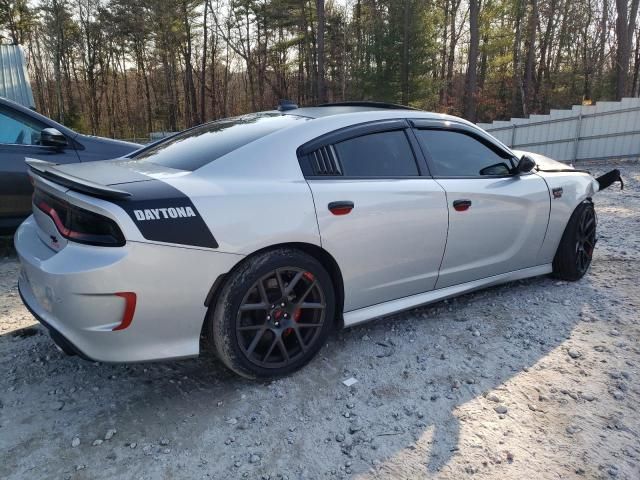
[26,158,189,199]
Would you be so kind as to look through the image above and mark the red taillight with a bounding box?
[34,190,125,247]
[37,200,72,237]
[112,292,137,331]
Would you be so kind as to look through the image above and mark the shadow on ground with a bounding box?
[0,270,608,479]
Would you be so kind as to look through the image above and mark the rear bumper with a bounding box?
[18,282,93,360]
[15,215,242,362]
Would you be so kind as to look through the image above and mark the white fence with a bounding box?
[477,97,640,163]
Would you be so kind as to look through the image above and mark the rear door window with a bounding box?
[332,130,419,177]
[131,113,309,171]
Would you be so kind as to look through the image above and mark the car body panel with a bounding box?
[434,173,551,288]
[16,215,241,362]
[534,171,599,264]
[511,149,600,264]
[309,178,448,311]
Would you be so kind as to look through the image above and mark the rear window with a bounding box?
[333,130,419,177]
[131,113,309,171]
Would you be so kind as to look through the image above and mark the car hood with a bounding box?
[511,149,572,170]
[75,134,142,158]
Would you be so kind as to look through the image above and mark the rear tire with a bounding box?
[209,248,335,379]
[552,201,596,281]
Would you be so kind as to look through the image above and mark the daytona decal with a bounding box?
[133,206,197,221]
[112,179,218,249]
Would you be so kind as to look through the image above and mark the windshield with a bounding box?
[131,113,309,171]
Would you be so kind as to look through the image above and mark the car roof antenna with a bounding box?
[277,99,298,111]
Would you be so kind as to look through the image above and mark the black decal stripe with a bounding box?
[112,180,218,249]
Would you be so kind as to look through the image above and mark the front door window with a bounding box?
[0,107,43,145]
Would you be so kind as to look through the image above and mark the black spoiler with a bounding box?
[596,169,624,191]
[26,158,132,200]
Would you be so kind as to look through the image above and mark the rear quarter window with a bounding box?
[131,113,309,171]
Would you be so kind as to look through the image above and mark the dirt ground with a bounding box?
[1,163,639,480]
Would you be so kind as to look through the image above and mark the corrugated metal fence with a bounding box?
[477,97,640,163]
[0,44,35,108]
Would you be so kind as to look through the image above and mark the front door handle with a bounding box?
[328,201,354,215]
[453,199,472,212]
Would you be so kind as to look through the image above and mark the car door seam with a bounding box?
[534,172,554,261]
[303,179,324,248]
[432,178,450,289]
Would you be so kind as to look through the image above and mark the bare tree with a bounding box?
[463,0,480,121]
[615,0,640,98]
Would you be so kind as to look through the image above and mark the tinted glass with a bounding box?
[131,113,309,171]
[333,130,418,177]
[415,129,513,176]
[0,107,43,145]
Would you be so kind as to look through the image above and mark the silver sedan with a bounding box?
[14,102,621,378]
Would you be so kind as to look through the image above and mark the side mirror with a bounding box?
[515,155,536,174]
[41,128,68,148]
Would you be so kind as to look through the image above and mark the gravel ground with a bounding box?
[1,163,639,480]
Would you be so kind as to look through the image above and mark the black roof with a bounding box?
[285,101,420,119]
[317,101,418,110]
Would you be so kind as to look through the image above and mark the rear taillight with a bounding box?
[34,190,125,247]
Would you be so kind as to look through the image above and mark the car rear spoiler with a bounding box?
[26,158,132,199]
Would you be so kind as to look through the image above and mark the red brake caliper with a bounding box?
[284,272,314,336]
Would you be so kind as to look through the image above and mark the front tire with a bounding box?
[209,248,335,379]
[552,201,597,281]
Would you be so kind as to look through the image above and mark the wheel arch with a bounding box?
[201,242,345,339]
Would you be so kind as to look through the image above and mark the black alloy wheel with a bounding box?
[210,248,336,379]
[236,268,326,368]
[575,205,597,276]
[553,201,597,281]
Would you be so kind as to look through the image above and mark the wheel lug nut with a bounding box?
[271,304,275,309]
[284,313,288,318]
[267,315,271,320]
[281,302,286,307]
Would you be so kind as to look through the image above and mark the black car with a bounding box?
[0,97,140,234]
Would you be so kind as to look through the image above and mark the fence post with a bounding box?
[573,109,583,163]
[511,124,517,148]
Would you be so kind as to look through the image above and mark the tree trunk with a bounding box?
[445,0,460,107]
[523,0,538,114]
[463,0,480,121]
[478,33,489,91]
[200,0,209,123]
[439,0,450,105]
[401,0,410,105]
[316,0,327,103]
[512,0,524,117]
[615,0,640,99]
[632,28,640,96]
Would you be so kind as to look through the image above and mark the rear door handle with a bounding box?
[453,199,472,212]
[328,201,354,215]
